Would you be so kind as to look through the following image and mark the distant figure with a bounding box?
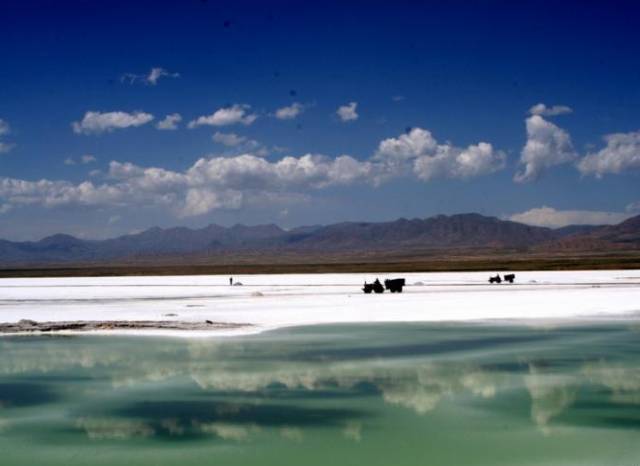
[504,273,516,283]
[229,277,233,286]
[489,274,502,284]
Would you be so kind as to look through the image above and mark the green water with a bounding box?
[1,323,639,465]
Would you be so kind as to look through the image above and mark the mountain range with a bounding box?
[1,213,639,266]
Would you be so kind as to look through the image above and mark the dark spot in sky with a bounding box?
[296,123,303,131]
[289,89,297,96]
[273,71,281,78]
[223,20,232,28]
[405,126,412,134]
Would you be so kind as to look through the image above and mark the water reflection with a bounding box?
[0,323,639,452]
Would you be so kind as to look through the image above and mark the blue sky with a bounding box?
[1,0,639,240]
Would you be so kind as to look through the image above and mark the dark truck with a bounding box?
[363,278,405,294]
[489,273,516,284]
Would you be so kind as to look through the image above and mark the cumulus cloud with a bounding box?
[275,102,304,120]
[374,128,505,182]
[0,152,371,217]
[528,103,573,117]
[72,111,154,135]
[0,119,15,154]
[121,67,180,85]
[514,115,577,183]
[156,113,182,130]
[188,104,257,128]
[212,132,246,147]
[1,126,506,218]
[336,102,358,122]
[509,206,632,228]
[577,130,640,177]
[0,177,126,210]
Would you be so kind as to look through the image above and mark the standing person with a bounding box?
[229,277,233,286]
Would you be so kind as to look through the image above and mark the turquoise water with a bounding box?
[1,323,639,465]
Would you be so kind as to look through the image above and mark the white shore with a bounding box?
[1,270,640,337]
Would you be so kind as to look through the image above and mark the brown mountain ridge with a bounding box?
[1,213,639,266]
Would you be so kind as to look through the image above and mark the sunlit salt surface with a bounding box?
[1,323,640,466]
[1,270,640,335]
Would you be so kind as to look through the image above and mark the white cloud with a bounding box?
[185,153,371,191]
[374,128,505,182]
[65,155,95,166]
[156,113,182,130]
[147,67,179,85]
[0,119,9,136]
[1,126,506,218]
[212,132,246,147]
[121,67,180,86]
[413,142,505,181]
[0,177,126,210]
[0,119,14,154]
[509,206,632,228]
[181,188,243,217]
[72,111,154,135]
[514,115,577,183]
[275,103,304,120]
[577,130,640,177]
[528,103,573,117]
[336,102,358,122]
[188,104,257,128]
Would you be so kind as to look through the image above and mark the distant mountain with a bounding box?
[279,214,557,251]
[553,224,605,237]
[540,215,640,252]
[1,213,639,266]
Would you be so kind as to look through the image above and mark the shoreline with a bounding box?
[2,315,639,338]
[1,270,639,338]
[0,319,251,335]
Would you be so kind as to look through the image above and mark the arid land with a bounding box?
[2,250,640,278]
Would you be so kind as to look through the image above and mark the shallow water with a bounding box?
[1,323,639,465]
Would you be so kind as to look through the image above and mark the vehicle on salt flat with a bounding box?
[489,273,516,284]
[362,278,405,294]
